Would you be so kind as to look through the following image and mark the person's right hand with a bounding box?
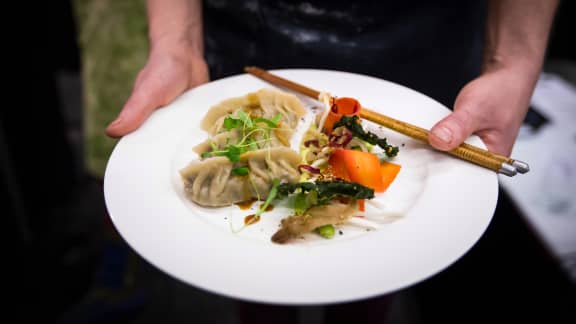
[106,42,209,138]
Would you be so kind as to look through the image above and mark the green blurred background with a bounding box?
[74,0,148,177]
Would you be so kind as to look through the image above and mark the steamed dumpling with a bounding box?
[200,88,306,137]
[192,130,243,155]
[180,147,301,207]
[192,128,291,155]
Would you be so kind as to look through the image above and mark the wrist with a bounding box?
[483,51,542,74]
[145,33,209,87]
[146,0,203,56]
[151,31,203,58]
[481,53,543,94]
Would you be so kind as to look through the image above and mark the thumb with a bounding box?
[106,73,181,138]
[429,106,478,152]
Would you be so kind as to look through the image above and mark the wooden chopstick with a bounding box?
[244,66,528,176]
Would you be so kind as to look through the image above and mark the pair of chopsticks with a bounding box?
[244,66,529,177]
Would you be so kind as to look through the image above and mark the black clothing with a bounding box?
[203,0,486,107]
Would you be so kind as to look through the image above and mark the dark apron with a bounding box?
[203,0,486,108]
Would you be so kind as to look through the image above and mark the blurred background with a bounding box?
[5,0,575,323]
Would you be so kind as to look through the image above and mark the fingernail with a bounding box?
[109,117,123,127]
[433,126,452,143]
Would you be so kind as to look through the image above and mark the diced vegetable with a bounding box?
[358,199,365,212]
[316,224,336,239]
[298,164,321,174]
[329,149,385,192]
[304,139,319,147]
[323,97,361,133]
[380,161,401,191]
[294,190,318,215]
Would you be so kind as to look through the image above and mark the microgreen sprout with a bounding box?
[202,111,283,161]
[255,178,280,218]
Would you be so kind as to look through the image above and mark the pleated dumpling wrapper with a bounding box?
[198,88,306,146]
[180,147,301,207]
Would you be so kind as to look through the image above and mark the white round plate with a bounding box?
[104,69,498,305]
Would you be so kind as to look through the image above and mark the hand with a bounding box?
[428,65,536,156]
[106,44,209,138]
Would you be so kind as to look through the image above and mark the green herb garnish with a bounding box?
[231,166,250,176]
[201,144,243,162]
[224,111,281,131]
[203,111,282,161]
[255,178,280,218]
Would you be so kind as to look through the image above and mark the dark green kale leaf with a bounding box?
[276,179,374,203]
[333,115,399,157]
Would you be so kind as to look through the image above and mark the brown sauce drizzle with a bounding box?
[239,202,274,226]
[262,203,274,212]
[235,198,257,210]
[244,214,260,225]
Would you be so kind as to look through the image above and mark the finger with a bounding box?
[106,72,181,138]
[105,94,152,138]
[429,105,479,152]
[105,87,157,138]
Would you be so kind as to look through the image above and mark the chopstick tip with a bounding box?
[512,160,530,174]
[499,163,517,177]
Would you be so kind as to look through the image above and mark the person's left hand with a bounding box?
[428,64,537,156]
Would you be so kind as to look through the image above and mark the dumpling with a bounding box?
[180,147,301,207]
[200,92,258,133]
[200,88,306,138]
[192,128,290,155]
[193,130,242,155]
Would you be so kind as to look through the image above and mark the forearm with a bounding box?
[483,0,558,78]
[146,0,204,55]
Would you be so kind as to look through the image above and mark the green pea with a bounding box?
[316,224,335,239]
